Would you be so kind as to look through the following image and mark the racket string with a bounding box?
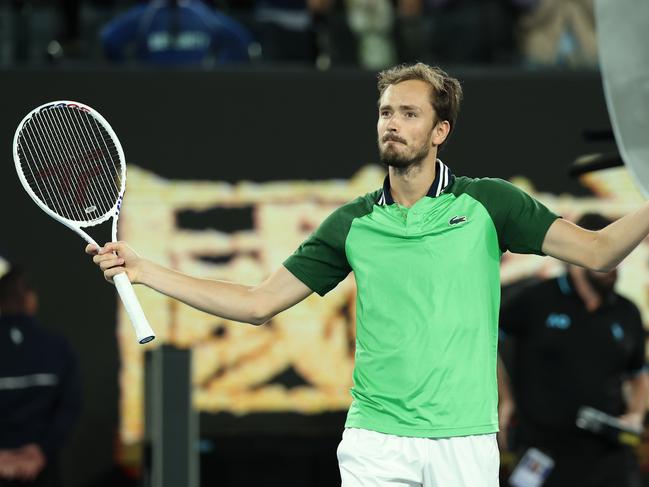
[48,107,115,216]
[43,108,106,214]
[16,106,124,223]
[72,108,122,208]
[35,110,95,220]
[21,117,80,220]
[54,107,114,215]
[16,126,51,214]
[81,109,123,195]
[34,111,97,221]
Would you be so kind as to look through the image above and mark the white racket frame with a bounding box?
[13,100,155,344]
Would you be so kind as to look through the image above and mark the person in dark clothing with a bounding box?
[499,213,649,487]
[0,269,81,487]
[252,0,336,63]
[101,0,255,65]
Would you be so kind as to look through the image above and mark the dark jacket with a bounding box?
[0,314,81,461]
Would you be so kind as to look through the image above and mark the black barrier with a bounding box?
[144,346,198,487]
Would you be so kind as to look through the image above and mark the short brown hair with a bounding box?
[377,63,463,148]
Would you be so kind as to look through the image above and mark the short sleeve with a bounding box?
[468,178,560,255]
[283,195,374,296]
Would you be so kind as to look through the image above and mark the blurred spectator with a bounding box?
[394,0,519,65]
[252,0,337,64]
[0,269,81,487]
[8,0,81,65]
[515,0,598,67]
[0,256,8,279]
[50,0,81,60]
[3,0,602,68]
[346,0,396,69]
[393,0,429,64]
[100,0,255,66]
[498,213,648,486]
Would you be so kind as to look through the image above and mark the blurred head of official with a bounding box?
[0,269,39,317]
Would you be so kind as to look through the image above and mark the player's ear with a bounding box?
[432,120,450,146]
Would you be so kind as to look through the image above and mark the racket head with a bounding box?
[12,100,127,229]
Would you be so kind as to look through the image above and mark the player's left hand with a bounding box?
[87,241,143,284]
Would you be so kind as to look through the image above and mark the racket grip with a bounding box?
[113,273,156,344]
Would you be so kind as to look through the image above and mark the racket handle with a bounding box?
[113,273,156,344]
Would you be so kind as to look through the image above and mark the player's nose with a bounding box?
[385,117,400,132]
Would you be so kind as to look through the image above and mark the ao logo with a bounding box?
[611,322,624,341]
[546,313,571,330]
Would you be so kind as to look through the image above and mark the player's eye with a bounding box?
[380,110,391,118]
[406,112,417,118]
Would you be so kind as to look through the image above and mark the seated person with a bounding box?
[101,0,255,65]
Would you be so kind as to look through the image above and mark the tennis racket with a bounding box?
[12,100,155,344]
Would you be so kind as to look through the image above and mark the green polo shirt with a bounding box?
[284,161,559,438]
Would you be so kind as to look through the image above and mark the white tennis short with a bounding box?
[337,428,500,487]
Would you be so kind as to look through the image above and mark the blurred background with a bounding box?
[0,0,601,69]
[1,0,648,486]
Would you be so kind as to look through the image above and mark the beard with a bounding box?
[378,126,434,171]
[378,140,431,171]
[585,270,617,298]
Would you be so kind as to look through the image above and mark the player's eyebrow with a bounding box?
[378,104,422,112]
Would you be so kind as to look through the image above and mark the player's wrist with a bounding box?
[133,259,149,285]
[135,258,158,286]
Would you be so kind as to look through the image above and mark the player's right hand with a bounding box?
[86,241,142,284]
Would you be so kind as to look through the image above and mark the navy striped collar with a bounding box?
[377,159,454,206]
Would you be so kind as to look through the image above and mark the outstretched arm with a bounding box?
[541,202,649,271]
[87,242,313,325]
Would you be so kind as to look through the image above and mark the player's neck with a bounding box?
[388,154,438,208]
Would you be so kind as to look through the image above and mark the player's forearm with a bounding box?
[138,259,270,325]
[625,372,649,418]
[593,201,649,271]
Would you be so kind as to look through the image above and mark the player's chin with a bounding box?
[380,150,406,165]
[381,156,414,169]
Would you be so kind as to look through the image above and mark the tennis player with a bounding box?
[88,63,649,486]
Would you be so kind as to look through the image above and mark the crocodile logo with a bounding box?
[449,215,467,225]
